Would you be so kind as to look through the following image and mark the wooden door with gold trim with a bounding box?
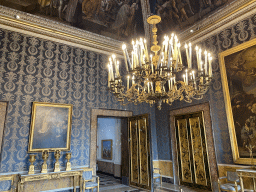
[175,111,211,190]
[128,114,151,190]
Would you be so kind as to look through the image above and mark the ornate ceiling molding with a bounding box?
[0,5,123,56]
[180,0,256,43]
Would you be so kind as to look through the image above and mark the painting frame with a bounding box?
[28,102,73,153]
[101,139,112,160]
[219,38,256,164]
[0,101,8,157]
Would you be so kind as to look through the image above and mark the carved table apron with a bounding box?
[18,169,83,192]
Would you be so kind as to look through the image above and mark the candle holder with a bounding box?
[28,154,36,175]
[65,152,72,171]
[41,150,49,173]
[54,150,61,172]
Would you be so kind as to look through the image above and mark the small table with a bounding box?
[18,169,83,192]
[237,168,256,192]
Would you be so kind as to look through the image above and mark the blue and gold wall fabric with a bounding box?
[0,28,158,173]
[156,13,256,164]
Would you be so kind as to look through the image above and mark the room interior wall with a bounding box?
[155,9,256,183]
[0,27,158,174]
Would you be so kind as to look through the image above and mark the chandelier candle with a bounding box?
[107,15,213,110]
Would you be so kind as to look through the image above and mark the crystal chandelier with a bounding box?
[107,15,213,110]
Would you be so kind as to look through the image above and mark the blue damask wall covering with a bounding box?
[156,13,256,164]
[0,28,158,173]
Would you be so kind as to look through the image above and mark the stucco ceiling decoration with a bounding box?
[0,0,255,55]
[0,5,124,56]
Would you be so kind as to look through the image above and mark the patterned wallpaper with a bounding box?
[0,28,158,173]
[156,13,256,164]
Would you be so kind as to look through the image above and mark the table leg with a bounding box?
[240,176,244,192]
[80,175,83,192]
[253,177,256,192]
[74,176,76,192]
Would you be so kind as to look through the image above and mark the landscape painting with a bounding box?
[28,102,73,152]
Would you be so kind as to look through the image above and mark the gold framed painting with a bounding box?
[219,38,256,164]
[28,102,73,152]
[101,139,112,160]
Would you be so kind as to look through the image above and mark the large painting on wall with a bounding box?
[0,101,8,156]
[28,102,73,152]
[0,0,145,41]
[101,139,112,160]
[219,39,256,164]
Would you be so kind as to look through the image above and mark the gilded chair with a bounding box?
[218,171,241,192]
[0,175,16,192]
[153,168,162,187]
[82,170,99,192]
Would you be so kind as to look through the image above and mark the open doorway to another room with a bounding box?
[96,116,130,190]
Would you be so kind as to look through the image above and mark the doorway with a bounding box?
[128,114,152,190]
[96,116,129,185]
[169,103,218,192]
[175,112,211,190]
[90,109,152,191]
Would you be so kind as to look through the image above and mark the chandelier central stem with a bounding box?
[107,15,213,110]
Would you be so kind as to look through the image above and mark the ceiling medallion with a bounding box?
[107,15,213,110]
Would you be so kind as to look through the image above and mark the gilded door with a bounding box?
[175,112,211,190]
[129,114,151,190]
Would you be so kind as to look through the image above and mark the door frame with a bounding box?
[169,103,218,192]
[90,109,133,175]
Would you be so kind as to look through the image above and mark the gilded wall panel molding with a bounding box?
[0,6,123,56]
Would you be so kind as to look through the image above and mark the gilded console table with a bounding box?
[237,168,256,192]
[18,169,83,192]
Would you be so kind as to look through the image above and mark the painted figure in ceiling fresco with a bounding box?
[101,0,123,25]
[156,0,180,31]
[156,0,229,31]
[176,0,190,23]
[65,0,83,27]
[112,0,139,38]
[50,0,68,19]
[225,45,256,157]
[82,0,101,19]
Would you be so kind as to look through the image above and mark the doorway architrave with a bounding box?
[90,109,133,175]
[170,103,218,192]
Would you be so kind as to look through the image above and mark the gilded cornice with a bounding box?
[180,0,256,43]
[0,5,123,56]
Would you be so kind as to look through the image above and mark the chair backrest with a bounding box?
[83,170,93,180]
[0,175,13,192]
[227,171,239,182]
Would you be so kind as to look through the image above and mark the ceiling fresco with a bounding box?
[0,0,145,42]
[150,0,235,34]
[1,0,236,42]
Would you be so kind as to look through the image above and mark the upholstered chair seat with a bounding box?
[218,171,241,192]
[82,170,99,192]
